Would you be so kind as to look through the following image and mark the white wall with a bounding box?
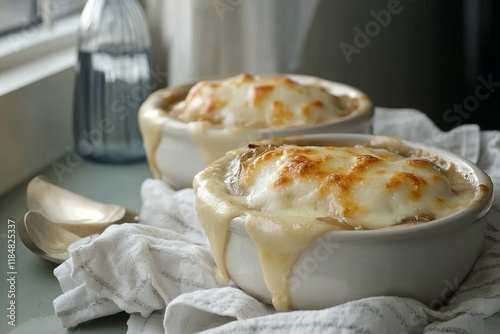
[0,68,74,195]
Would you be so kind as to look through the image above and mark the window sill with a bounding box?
[0,47,75,96]
[0,15,79,96]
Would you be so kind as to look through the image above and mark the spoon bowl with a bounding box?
[20,210,81,263]
[27,175,138,237]
[19,176,140,263]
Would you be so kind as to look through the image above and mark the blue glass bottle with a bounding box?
[73,0,153,163]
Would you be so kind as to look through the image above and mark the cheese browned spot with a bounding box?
[253,85,274,106]
[275,76,302,91]
[479,184,490,192]
[385,172,428,202]
[271,101,295,127]
[236,73,254,84]
[302,100,325,117]
[194,141,480,312]
[407,159,434,168]
[434,197,445,207]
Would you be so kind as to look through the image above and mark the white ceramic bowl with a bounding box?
[194,133,494,311]
[139,74,373,189]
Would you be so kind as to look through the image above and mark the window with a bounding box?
[0,0,88,196]
[0,0,87,37]
[0,1,35,36]
[51,0,88,20]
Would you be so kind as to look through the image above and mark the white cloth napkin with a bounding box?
[53,107,500,333]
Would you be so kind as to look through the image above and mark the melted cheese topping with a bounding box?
[230,144,473,229]
[170,73,353,128]
[194,140,486,312]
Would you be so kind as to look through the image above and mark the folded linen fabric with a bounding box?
[53,107,500,333]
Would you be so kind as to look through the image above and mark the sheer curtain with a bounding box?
[161,0,320,85]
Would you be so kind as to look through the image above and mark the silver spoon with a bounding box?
[19,176,139,264]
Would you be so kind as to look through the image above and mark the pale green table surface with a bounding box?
[0,157,154,333]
